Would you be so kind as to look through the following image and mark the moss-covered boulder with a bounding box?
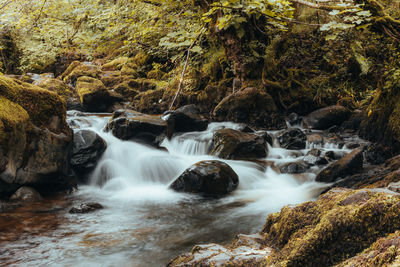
[0,75,73,196]
[76,76,121,112]
[212,87,285,129]
[134,89,165,114]
[303,105,351,130]
[100,57,129,71]
[61,61,101,85]
[210,128,268,160]
[169,188,400,266]
[34,77,74,101]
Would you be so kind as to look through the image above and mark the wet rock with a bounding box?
[212,87,286,129]
[303,105,351,130]
[287,112,301,126]
[256,131,273,146]
[279,162,308,174]
[10,186,42,203]
[346,142,361,149]
[170,160,239,196]
[105,110,167,146]
[70,130,107,182]
[342,110,365,132]
[303,148,329,166]
[307,133,323,145]
[76,76,122,112]
[316,148,363,183]
[277,128,306,150]
[69,202,104,214]
[165,104,208,138]
[0,76,73,194]
[364,143,392,165]
[388,181,400,193]
[210,129,268,159]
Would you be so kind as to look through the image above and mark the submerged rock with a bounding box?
[69,202,104,214]
[165,104,208,138]
[277,128,307,150]
[303,148,329,166]
[210,128,268,159]
[10,186,42,203]
[70,130,107,182]
[170,160,239,196]
[316,148,363,183]
[106,109,167,146]
[212,87,285,129]
[303,105,351,130]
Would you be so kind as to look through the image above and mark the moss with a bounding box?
[134,89,164,114]
[35,78,74,101]
[262,188,400,266]
[100,57,129,71]
[133,52,150,66]
[62,62,101,85]
[0,76,68,134]
[147,69,165,80]
[121,65,140,77]
[76,76,107,103]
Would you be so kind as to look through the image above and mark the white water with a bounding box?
[1,112,352,267]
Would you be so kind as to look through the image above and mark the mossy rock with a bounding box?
[213,87,285,129]
[134,89,165,114]
[113,80,139,100]
[133,52,151,66]
[147,69,166,80]
[100,57,129,71]
[121,65,140,77]
[35,77,74,101]
[61,61,101,85]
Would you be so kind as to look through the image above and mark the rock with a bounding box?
[70,130,107,182]
[76,76,121,112]
[212,87,285,129]
[10,186,42,203]
[165,104,208,138]
[100,57,129,71]
[61,61,101,86]
[105,110,167,146]
[0,75,73,195]
[210,129,268,159]
[364,143,392,165]
[279,162,308,174]
[303,105,351,130]
[255,131,273,146]
[69,202,104,214]
[316,148,363,183]
[303,148,329,166]
[169,160,239,196]
[342,110,364,132]
[287,112,301,125]
[277,128,307,150]
[346,142,361,149]
[134,89,165,114]
[387,181,400,193]
[34,77,74,101]
[307,133,323,145]
[170,188,400,266]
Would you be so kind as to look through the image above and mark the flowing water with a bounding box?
[0,111,352,267]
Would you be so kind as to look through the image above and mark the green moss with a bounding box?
[133,52,150,66]
[134,89,164,114]
[147,69,165,80]
[35,78,74,101]
[0,75,67,133]
[76,76,107,102]
[62,62,101,85]
[121,65,140,77]
[101,57,129,71]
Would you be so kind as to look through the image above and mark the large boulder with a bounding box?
[169,188,400,266]
[170,160,239,196]
[61,61,101,85]
[105,110,167,146]
[34,77,74,101]
[165,104,208,138]
[277,128,307,150]
[210,128,268,159]
[316,148,363,183]
[212,87,285,129]
[0,75,73,195]
[303,105,351,130]
[70,130,107,182]
[76,76,121,112]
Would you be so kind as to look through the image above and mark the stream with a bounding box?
[0,111,353,266]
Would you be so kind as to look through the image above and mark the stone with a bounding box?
[70,130,107,182]
[303,148,329,166]
[277,128,307,150]
[165,104,208,138]
[303,105,351,130]
[210,128,268,159]
[170,160,239,196]
[212,87,285,129]
[105,109,167,146]
[316,148,363,183]
[69,202,104,214]
[307,133,323,145]
[34,77,74,101]
[287,112,302,125]
[61,61,101,86]
[10,186,42,203]
[0,76,73,194]
[279,162,308,174]
[364,143,392,165]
